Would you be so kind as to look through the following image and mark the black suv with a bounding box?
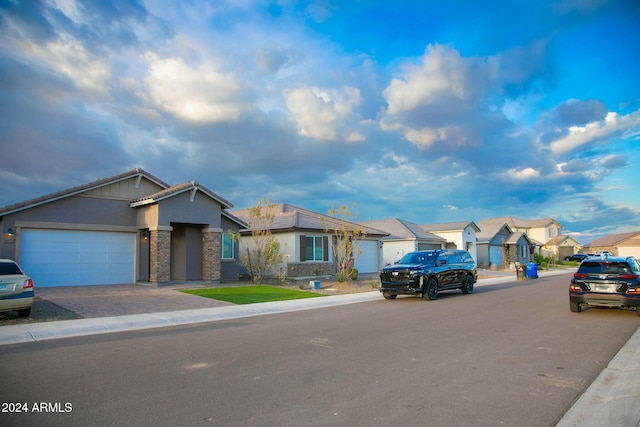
[569,256,640,316]
[379,250,477,300]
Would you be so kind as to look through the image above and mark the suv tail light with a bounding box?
[618,274,639,279]
[23,278,33,289]
[573,273,589,279]
[569,284,582,292]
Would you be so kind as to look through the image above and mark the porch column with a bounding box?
[150,226,172,283]
[202,227,222,283]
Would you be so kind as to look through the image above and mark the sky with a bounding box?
[1,0,639,244]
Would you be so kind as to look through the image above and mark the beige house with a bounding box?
[231,204,388,278]
[359,218,446,266]
[583,231,640,258]
[420,221,480,260]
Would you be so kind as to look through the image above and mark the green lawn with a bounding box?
[181,285,326,305]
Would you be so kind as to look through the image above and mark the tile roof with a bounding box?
[476,220,512,241]
[360,218,444,241]
[585,231,640,247]
[0,168,169,216]
[231,203,388,236]
[130,181,233,209]
[420,221,481,233]
[484,216,561,229]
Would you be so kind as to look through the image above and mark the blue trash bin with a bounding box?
[526,262,538,279]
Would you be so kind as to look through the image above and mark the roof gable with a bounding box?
[421,221,481,233]
[360,218,444,241]
[130,181,232,209]
[476,220,513,241]
[0,168,169,217]
[585,231,640,247]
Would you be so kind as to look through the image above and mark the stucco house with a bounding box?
[544,235,583,260]
[231,204,388,278]
[476,220,532,268]
[0,169,246,287]
[582,231,640,258]
[486,216,577,258]
[359,218,446,266]
[420,221,480,260]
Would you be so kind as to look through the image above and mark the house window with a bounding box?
[222,233,234,259]
[305,236,324,261]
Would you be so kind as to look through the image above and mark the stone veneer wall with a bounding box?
[150,229,171,283]
[202,228,222,282]
[287,261,333,278]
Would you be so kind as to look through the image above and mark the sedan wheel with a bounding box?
[17,307,31,318]
[423,278,438,301]
[569,301,581,313]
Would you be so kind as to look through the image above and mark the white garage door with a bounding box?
[19,229,136,287]
[354,240,379,274]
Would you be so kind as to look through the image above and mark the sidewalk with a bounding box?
[1,269,638,426]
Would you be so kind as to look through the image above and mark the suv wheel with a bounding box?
[423,278,438,301]
[570,301,581,313]
[461,275,474,294]
[383,292,397,300]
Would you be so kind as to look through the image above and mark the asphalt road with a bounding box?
[1,272,639,427]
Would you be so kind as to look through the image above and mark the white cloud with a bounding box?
[549,109,640,155]
[22,32,111,96]
[383,44,475,116]
[506,167,540,180]
[284,85,362,141]
[144,54,244,123]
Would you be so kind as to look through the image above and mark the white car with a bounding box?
[0,259,34,317]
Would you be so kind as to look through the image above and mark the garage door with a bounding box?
[354,240,378,274]
[19,229,136,287]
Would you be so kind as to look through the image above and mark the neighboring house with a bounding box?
[505,231,534,265]
[583,231,640,258]
[480,216,579,259]
[420,221,480,260]
[0,169,246,287]
[359,218,446,266]
[231,204,388,277]
[476,220,526,268]
[544,235,583,260]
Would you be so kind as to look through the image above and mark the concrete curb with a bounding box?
[555,326,640,427]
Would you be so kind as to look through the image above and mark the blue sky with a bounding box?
[1,0,639,244]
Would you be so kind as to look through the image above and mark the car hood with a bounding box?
[382,263,433,272]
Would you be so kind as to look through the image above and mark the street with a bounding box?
[1,272,639,427]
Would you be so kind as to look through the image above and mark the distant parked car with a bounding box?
[0,259,34,318]
[379,250,477,300]
[564,253,589,262]
[594,251,612,257]
[569,256,640,316]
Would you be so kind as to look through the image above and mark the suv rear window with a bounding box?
[579,261,632,275]
[0,261,23,275]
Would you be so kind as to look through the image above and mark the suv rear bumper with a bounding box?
[570,292,640,309]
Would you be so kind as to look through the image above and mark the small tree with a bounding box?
[232,198,283,284]
[325,204,366,282]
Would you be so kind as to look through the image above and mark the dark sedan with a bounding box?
[564,253,589,262]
